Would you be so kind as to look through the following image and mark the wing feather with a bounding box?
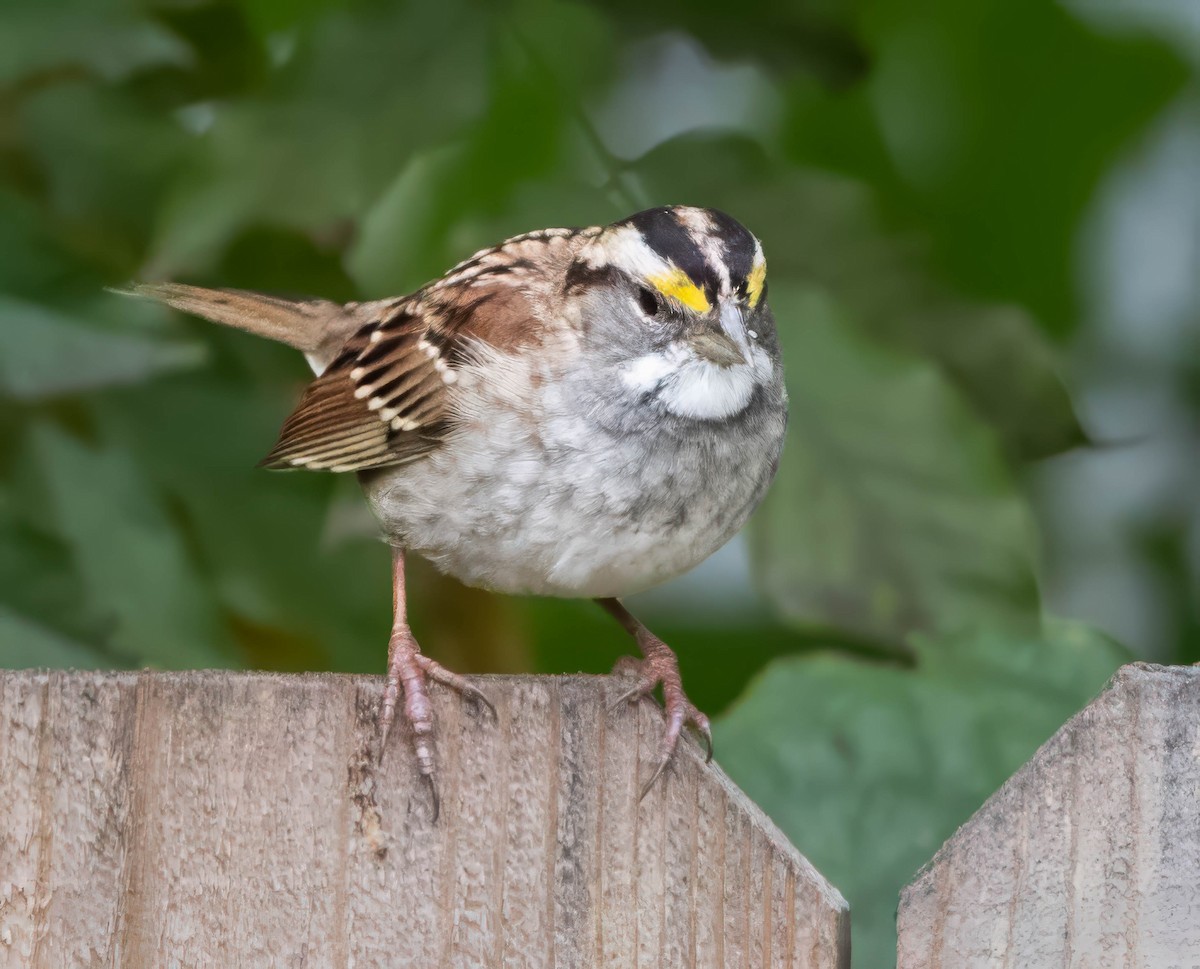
[260,282,533,472]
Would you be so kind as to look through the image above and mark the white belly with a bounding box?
[360,358,784,599]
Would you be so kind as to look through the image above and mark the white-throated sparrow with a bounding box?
[127,205,787,810]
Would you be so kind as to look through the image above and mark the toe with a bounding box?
[464,684,498,723]
[377,672,403,762]
[608,678,650,714]
[417,656,498,723]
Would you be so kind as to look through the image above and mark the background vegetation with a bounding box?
[2,0,1196,963]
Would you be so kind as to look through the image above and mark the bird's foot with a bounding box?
[609,635,713,798]
[377,628,496,820]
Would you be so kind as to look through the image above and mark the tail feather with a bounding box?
[116,282,344,356]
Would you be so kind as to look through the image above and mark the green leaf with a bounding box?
[27,421,232,669]
[0,0,188,84]
[147,2,493,276]
[751,282,1038,644]
[592,0,868,89]
[348,144,465,295]
[348,6,617,294]
[715,622,1129,969]
[94,365,393,676]
[0,194,113,303]
[0,296,204,400]
[18,81,192,267]
[744,171,1088,460]
[0,606,110,669]
[787,0,1187,332]
[0,487,134,669]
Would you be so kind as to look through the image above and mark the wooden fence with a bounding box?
[0,663,1196,967]
[0,670,847,968]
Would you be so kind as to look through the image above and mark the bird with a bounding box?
[124,205,787,810]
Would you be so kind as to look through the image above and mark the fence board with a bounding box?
[0,669,848,969]
[897,663,1200,969]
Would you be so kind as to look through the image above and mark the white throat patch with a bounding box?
[621,344,766,421]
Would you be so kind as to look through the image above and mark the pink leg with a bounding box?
[597,597,713,798]
[378,549,495,818]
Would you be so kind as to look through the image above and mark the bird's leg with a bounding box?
[378,549,495,814]
[597,597,713,797]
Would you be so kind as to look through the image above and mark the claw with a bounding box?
[602,623,714,794]
[464,686,499,724]
[639,757,670,801]
[378,668,403,764]
[379,549,498,814]
[607,680,646,715]
[378,629,497,801]
[421,773,441,824]
[415,654,498,723]
[637,704,709,798]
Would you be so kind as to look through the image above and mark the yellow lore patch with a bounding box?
[746,258,767,308]
[647,268,711,313]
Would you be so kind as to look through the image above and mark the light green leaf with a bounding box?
[348,145,464,295]
[0,0,188,84]
[147,2,492,277]
[715,622,1129,969]
[349,6,618,295]
[751,282,1038,644]
[0,296,204,401]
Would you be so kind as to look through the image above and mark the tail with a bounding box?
[115,282,353,364]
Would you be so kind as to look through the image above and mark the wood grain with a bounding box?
[0,670,848,969]
[897,663,1200,969]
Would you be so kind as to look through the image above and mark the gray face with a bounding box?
[560,206,782,432]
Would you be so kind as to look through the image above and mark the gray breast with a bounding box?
[360,350,786,599]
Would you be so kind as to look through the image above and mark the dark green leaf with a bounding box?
[28,421,233,668]
[716,621,1129,968]
[148,2,494,277]
[744,171,1089,460]
[0,606,112,669]
[786,0,1187,332]
[751,281,1038,644]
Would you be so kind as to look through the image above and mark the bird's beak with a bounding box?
[688,303,751,367]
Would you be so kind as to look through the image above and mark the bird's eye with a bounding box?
[636,286,660,317]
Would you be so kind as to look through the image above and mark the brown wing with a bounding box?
[260,283,530,473]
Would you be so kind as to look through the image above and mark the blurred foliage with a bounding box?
[0,0,1191,963]
[754,280,1040,645]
